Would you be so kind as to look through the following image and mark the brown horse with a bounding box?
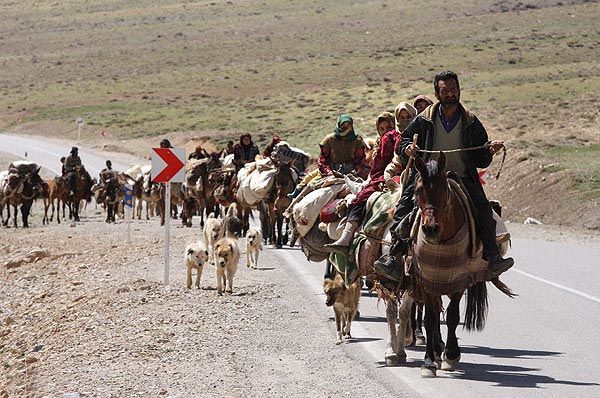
[261,161,297,248]
[406,152,515,378]
[43,177,68,224]
[66,166,89,222]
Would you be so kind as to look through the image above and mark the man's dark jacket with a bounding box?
[398,102,493,188]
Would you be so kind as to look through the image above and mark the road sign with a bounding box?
[151,148,185,183]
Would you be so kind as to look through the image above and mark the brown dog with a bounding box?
[213,237,240,295]
[323,273,361,344]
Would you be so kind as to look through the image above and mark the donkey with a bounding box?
[261,161,297,248]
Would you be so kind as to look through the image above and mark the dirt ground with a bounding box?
[2,145,600,397]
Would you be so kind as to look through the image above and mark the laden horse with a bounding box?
[2,165,44,228]
[66,166,89,222]
[400,152,515,377]
[182,153,222,227]
[261,161,297,248]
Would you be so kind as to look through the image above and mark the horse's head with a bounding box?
[27,166,45,193]
[414,152,450,243]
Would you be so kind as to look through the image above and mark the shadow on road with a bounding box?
[460,345,561,359]
[450,361,600,389]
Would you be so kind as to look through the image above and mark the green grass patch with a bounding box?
[548,144,600,197]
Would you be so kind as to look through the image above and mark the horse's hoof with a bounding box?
[385,353,398,366]
[397,354,407,364]
[434,353,442,370]
[421,364,437,378]
[276,244,282,249]
[441,353,461,372]
[335,340,342,345]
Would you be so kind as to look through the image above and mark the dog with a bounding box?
[184,241,209,289]
[223,202,244,238]
[213,237,240,295]
[323,273,361,344]
[203,213,224,262]
[245,227,263,269]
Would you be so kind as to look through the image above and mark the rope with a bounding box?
[358,231,392,246]
[416,143,507,180]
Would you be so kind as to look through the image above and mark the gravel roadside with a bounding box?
[2,149,599,397]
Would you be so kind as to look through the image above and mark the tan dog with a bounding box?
[184,241,209,289]
[214,237,240,295]
[323,273,361,344]
[203,213,224,263]
[245,227,263,269]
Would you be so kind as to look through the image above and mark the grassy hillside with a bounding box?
[1,0,598,225]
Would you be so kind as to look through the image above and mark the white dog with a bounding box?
[203,213,224,262]
[184,241,209,289]
[214,237,240,295]
[245,227,263,269]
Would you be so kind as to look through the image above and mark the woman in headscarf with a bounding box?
[383,101,418,182]
[413,94,434,115]
[324,111,402,254]
[288,114,366,198]
[233,133,260,171]
[263,134,282,158]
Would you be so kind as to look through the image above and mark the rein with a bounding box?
[358,231,392,246]
[416,143,506,180]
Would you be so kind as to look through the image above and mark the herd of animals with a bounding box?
[0,139,514,379]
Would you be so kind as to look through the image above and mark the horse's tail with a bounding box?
[491,277,518,298]
[464,281,488,331]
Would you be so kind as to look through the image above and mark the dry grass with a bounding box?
[1,0,599,226]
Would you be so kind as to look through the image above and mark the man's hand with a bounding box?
[405,142,420,158]
[488,140,504,155]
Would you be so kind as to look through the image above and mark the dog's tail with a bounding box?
[227,202,238,218]
[208,212,215,219]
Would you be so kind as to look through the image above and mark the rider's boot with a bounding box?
[487,253,514,279]
[287,185,303,199]
[373,239,407,282]
[323,221,358,255]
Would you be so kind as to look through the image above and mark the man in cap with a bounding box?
[64,147,93,200]
[188,144,210,160]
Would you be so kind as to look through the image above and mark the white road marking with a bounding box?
[512,268,600,304]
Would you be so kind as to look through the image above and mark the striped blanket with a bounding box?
[414,220,487,296]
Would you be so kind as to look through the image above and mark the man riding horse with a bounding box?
[375,70,514,281]
[64,147,92,201]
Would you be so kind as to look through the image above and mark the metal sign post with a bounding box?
[164,182,171,286]
[151,147,185,287]
[76,117,84,141]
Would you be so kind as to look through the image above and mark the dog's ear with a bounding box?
[204,250,209,257]
[187,248,194,255]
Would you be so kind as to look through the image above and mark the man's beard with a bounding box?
[441,97,459,107]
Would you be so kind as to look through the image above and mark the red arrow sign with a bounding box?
[152,148,185,183]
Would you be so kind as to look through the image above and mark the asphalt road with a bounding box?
[0,133,132,176]
[2,133,599,397]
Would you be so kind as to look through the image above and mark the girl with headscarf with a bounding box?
[324,111,403,254]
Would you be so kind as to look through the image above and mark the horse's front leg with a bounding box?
[395,291,414,363]
[442,292,463,371]
[421,295,442,378]
[384,298,399,366]
[275,213,283,249]
[12,204,18,228]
